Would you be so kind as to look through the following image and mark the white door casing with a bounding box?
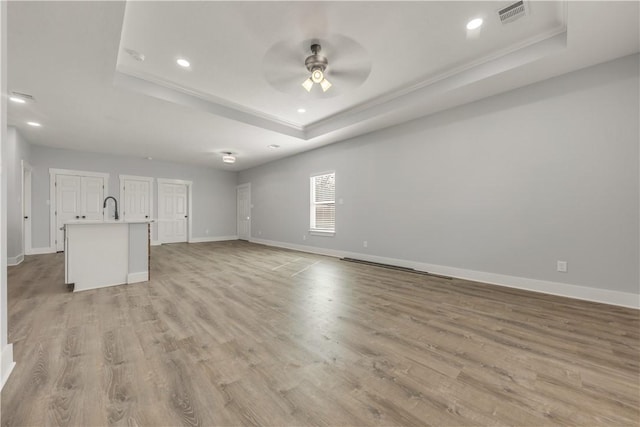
[237,183,251,240]
[50,169,109,251]
[157,178,192,244]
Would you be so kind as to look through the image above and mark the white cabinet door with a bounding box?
[122,178,151,221]
[158,182,188,243]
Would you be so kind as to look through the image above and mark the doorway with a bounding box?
[49,168,109,251]
[157,178,192,244]
[237,183,251,240]
[22,161,32,255]
[120,175,153,221]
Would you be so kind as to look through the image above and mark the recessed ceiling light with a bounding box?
[27,121,41,127]
[268,144,280,149]
[297,108,306,113]
[10,96,26,104]
[146,157,153,160]
[466,18,483,30]
[176,58,190,68]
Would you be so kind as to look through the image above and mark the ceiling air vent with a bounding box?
[10,91,35,101]
[498,1,528,24]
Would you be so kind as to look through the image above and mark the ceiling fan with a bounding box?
[262,35,372,99]
[302,44,332,92]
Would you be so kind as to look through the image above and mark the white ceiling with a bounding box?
[7,1,639,171]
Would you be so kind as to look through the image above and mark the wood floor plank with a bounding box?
[2,241,639,426]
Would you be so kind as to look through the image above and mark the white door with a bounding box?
[56,175,81,251]
[237,183,251,240]
[82,176,104,220]
[22,162,32,255]
[159,182,188,243]
[122,178,151,221]
[55,174,105,251]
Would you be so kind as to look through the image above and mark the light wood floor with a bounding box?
[2,241,639,426]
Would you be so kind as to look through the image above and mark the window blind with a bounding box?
[310,172,335,232]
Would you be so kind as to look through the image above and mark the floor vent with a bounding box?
[341,258,452,280]
[498,0,528,24]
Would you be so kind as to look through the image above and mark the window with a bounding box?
[310,172,335,233]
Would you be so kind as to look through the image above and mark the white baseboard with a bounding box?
[150,240,161,246]
[29,247,56,255]
[7,253,24,266]
[127,271,149,284]
[250,238,640,309]
[189,235,238,243]
[1,343,15,391]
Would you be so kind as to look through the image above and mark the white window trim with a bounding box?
[309,170,336,235]
[157,178,193,243]
[309,230,335,237]
[49,168,110,251]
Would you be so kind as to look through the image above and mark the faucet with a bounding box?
[103,196,119,220]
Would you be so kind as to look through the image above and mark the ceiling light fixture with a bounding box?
[268,144,280,149]
[10,96,26,104]
[302,44,331,92]
[27,121,41,127]
[222,152,236,164]
[297,108,306,113]
[466,18,483,30]
[176,58,190,68]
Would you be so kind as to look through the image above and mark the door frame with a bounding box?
[236,182,251,240]
[157,178,193,244]
[21,160,32,255]
[49,168,109,251]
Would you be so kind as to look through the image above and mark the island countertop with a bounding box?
[63,219,153,225]
[64,221,151,292]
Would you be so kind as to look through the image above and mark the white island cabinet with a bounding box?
[64,220,151,292]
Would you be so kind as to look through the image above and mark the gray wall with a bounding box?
[6,127,31,258]
[29,145,238,249]
[239,54,640,294]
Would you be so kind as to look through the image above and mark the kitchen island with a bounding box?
[64,220,151,292]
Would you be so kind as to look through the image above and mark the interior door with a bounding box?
[55,174,105,251]
[159,182,187,243]
[81,176,104,220]
[237,184,251,240]
[23,164,32,255]
[122,178,151,221]
[56,174,82,251]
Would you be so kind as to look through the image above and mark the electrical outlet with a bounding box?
[363,240,368,248]
[557,261,568,273]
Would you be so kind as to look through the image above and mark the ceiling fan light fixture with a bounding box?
[311,68,324,83]
[222,152,236,164]
[303,43,331,92]
[302,77,313,92]
[320,78,332,92]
